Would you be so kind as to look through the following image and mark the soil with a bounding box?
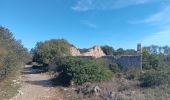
[10,65,61,100]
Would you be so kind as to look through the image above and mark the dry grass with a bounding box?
[52,75,170,100]
[0,66,21,100]
[0,76,20,99]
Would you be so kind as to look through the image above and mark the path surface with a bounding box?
[11,65,60,100]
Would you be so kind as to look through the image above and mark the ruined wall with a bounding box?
[70,45,105,58]
[81,45,105,58]
[70,47,81,56]
[70,45,141,69]
[102,55,141,69]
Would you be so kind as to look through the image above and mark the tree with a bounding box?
[32,39,72,65]
[124,49,136,55]
[78,48,89,53]
[101,45,114,55]
[142,49,160,70]
[140,70,170,87]
[115,48,124,55]
[0,26,31,80]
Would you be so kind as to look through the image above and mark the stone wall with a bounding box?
[102,55,141,69]
[70,45,141,69]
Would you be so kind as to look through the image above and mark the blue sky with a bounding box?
[0,0,170,50]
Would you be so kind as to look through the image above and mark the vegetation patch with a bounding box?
[51,57,112,85]
[31,39,72,65]
[140,70,170,87]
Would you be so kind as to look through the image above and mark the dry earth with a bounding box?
[10,65,61,100]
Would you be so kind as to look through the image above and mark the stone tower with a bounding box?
[137,43,142,55]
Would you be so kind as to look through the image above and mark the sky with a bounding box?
[0,0,170,50]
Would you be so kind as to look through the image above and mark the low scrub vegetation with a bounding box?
[31,39,72,65]
[142,49,160,70]
[50,57,112,85]
[140,69,170,87]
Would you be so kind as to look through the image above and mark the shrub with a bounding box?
[140,70,170,87]
[101,45,114,55]
[142,49,160,70]
[0,56,17,80]
[31,39,72,65]
[52,57,112,85]
[0,26,31,80]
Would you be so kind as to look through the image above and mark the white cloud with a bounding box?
[81,20,97,28]
[130,5,170,46]
[142,27,170,46]
[130,5,170,25]
[72,0,157,11]
[142,6,170,24]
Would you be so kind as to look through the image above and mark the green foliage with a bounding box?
[115,48,124,55]
[142,49,160,70]
[140,70,170,87]
[143,45,170,67]
[143,45,170,55]
[113,48,137,56]
[101,45,114,55]
[0,26,31,80]
[78,48,89,53]
[123,49,137,55]
[31,39,72,65]
[53,57,112,85]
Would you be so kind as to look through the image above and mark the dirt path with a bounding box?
[11,65,60,100]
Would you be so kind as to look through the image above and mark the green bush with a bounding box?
[140,70,170,87]
[53,57,112,85]
[0,56,17,80]
[101,45,114,55]
[142,49,160,70]
[31,39,72,65]
[0,26,31,81]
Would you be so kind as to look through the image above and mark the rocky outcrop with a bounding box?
[70,45,105,58]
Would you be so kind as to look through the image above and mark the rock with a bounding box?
[18,90,24,95]
[94,86,101,96]
[63,88,68,91]
[76,84,102,97]
[12,80,17,83]
[107,91,114,100]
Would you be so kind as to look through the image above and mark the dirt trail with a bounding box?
[11,65,60,100]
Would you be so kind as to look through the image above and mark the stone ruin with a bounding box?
[70,45,105,58]
[70,44,142,69]
[102,55,141,70]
